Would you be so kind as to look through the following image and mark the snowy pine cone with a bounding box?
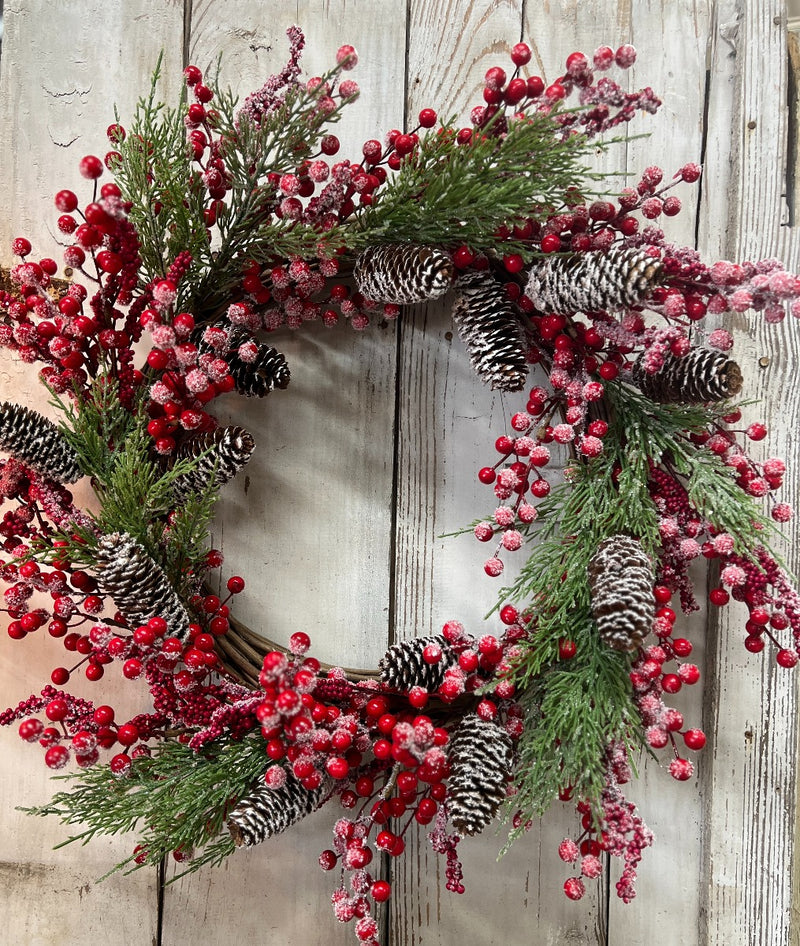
[631,347,743,403]
[227,776,323,847]
[353,244,454,304]
[446,714,513,837]
[451,272,528,391]
[197,322,289,397]
[171,426,255,502]
[525,245,662,314]
[379,635,456,692]
[93,532,192,640]
[588,535,655,652]
[0,402,82,483]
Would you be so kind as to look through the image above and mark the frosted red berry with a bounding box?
[79,155,104,179]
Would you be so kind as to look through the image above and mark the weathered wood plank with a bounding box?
[700,3,800,945]
[390,3,611,944]
[607,3,710,942]
[0,2,185,943]
[163,4,407,945]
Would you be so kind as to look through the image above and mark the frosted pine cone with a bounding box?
[525,246,662,314]
[379,635,456,692]
[227,777,323,847]
[198,322,289,397]
[353,244,454,304]
[446,714,513,837]
[588,536,655,652]
[171,426,255,502]
[93,532,192,640]
[451,272,528,391]
[631,348,743,403]
[0,402,82,483]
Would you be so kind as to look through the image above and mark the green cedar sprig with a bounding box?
[115,58,355,320]
[491,381,785,829]
[21,734,269,879]
[352,114,604,257]
[505,618,639,842]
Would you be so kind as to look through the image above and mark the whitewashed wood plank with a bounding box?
[163,4,408,946]
[699,3,800,945]
[189,0,405,671]
[604,4,710,943]
[0,2,185,943]
[391,3,612,944]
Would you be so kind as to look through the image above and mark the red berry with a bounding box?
[50,667,70,686]
[79,155,104,179]
[563,877,585,900]
[526,76,545,98]
[672,638,692,657]
[478,466,497,484]
[777,649,799,668]
[45,745,70,770]
[499,604,519,625]
[371,880,391,902]
[123,658,143,680]
[12,237,32,257]
[559,638,577,660]
[117,723,140,747]
[511,43,532,66]
[710,587,730,606]
[661,673,682,694]
[669,757,694,781]
[326,756,349,779]
[744,635,765,653]
[683,729,706,751]
[541,234,561,253]
[418,108,437,128]
[93,705,115,726]
[19,718,44,742]
[319,849,337,871]
[45,698,69,722]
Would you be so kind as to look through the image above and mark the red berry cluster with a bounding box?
[469,42,659,141]
[1,163,143,406]
[557,743,653,903]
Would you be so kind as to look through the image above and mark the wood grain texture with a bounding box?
[164,4,407,945]
[700,3,800,945]
[393,3,608,944]
[1,1,799,945]
[606,4,710,942]
[0,3,185,944]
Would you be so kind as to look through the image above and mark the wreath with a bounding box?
[1,27,799,943]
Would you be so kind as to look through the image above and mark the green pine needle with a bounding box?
[22,734,269,880]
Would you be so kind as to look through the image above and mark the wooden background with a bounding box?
[1,1,799,943]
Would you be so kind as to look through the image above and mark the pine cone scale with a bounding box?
[0,402,82,483]
[451,272,528,392]
[446,714,513,837]
[588,535,655,652]
[354,244,454,304]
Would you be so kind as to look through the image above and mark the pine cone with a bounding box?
[171,426,255,502]
[525,246,663,314]
[353,244,454,304]
[227,776,323,847]
[451,272,528,392]
[446,714,513,837]
[0,402,82,483]
[631,348,743,403]
[379,635,456,692]
[197,322,289,397]
[93,532,192,640]
[588,535,655,652]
